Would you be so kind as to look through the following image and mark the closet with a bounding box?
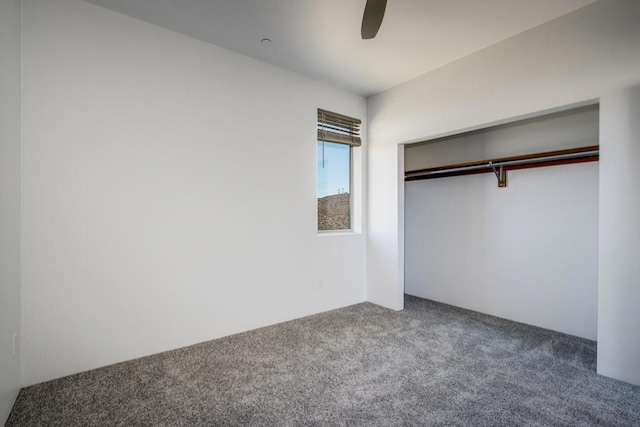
[404,105,599,340]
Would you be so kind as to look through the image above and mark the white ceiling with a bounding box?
[81,0,597,97]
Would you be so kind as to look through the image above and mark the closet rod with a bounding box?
[405,145,599,186]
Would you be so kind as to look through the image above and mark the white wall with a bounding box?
[404,107,599,340]
[0,0,22,422]
[598,87,640,385]
[21,0,366,386]
[368,0,640,384]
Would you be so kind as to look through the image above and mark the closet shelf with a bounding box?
[404,145,599,187]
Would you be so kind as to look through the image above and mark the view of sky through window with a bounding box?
[317,141,350,198]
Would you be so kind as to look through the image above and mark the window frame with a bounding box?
[317,140,354,233]
[316,109,361,234]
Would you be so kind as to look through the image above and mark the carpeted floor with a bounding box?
[7,295,640,426]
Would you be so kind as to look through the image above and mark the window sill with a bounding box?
[317,230,361,237]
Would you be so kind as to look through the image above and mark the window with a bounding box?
[317,109,361,232]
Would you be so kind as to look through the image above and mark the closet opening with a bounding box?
[403,104,599,341]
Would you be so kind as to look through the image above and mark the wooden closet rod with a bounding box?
[404,145,599,187]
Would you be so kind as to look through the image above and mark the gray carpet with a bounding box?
[7,295,640,426]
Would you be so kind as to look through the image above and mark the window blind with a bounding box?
[317,109,362,147]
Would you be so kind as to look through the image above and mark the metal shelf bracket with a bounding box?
[489,162,507,188]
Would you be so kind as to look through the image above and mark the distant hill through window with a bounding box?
[318,192,350,231]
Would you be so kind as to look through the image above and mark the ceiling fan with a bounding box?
[361,0,387,39]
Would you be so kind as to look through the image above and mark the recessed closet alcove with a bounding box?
[404,104,599,340]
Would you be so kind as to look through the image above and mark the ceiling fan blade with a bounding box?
[361,0,387,40]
